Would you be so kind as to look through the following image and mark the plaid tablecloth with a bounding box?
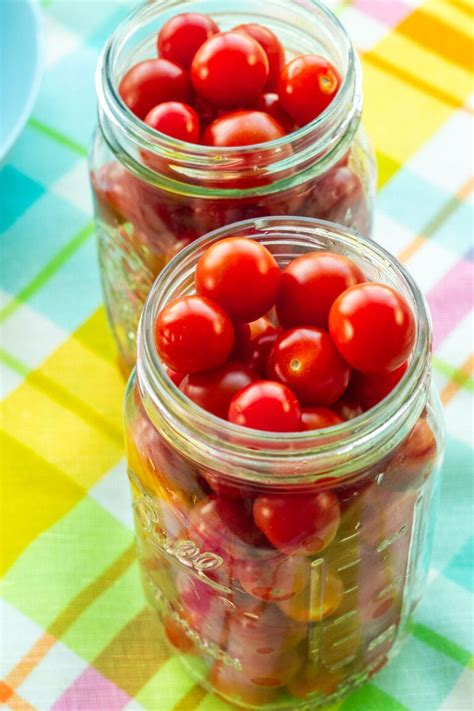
[1,1,473,709]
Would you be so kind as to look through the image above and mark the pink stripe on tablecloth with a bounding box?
[428,258,474,350]
[355,0,412,25]
[51,667,130,711]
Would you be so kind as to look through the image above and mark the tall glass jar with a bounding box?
[124,218,444,709]
[90,0,376,372]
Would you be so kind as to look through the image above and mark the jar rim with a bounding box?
[97,0,361,170]
[136,217,432,483]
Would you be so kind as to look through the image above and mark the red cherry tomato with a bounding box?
[301,406,344,430]
[278,567,344,623]
[233,23,285,91]
[228,592,306,653]
[255,92,294,132]
[268,327,351,406]
[304,166,366,228]
[384,418,437,491]
[144,101,200,143]
[349,361,408,410]
[228,380,302,433]
[196,238,281,323]
[237,553,308,602]
[329,283,416,373]
[233,317,277,359]
[203,110,285,147]
[225,638,305,688]
[191,32,269,109]
[238,324,280,377]
[154,295,234,373]
[278,54,342,126]
[163,613,196,652]
[277,251,365,329]
[179,362,256,418]
[157,12,219,69]
[176,572,230,646]
[333,394,363,421]
[163,363,185,387]
[253,490,341,556]
[200,468,253,499]
[119,59,192,120]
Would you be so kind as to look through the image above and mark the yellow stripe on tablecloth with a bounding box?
[368,31,473,107]
[397,4,474,73]
[423,0,474,37]
[38,336,125,439]
[75,307,119,364]
[1,380,122,489]
[361,59,452,166]
[0,431,83,575]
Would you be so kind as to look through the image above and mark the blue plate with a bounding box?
[0,0,44,160]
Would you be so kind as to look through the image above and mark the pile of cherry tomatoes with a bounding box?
[155,237,415,432]
[119,12,342,145]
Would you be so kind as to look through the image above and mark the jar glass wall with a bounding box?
[90,0,376,371]
[124,218,444,709]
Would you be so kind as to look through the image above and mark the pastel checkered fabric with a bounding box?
[1,1,473,709]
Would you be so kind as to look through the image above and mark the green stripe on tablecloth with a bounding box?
[28,118,88,157]
[0,222,95,323]
[410,621,474,669]
[432,356,474,392]
[341,684,409,710]
[0,349,29,377]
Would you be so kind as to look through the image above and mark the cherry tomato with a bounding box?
[278,54,342,126]
[163,613,196,652]
[203,110,285,147]
[233,317,277,360]
[277,251,365,329]
[187,495,269,569]
[196,238,281,323]
[144,101,200,143]
[349,361,408,410]
[191,32,269,109]
[200,468,253,499]
[210,664,280,706]
[179,362,255,418]
[158,12,219,69]
[253,490,340,556]
[288,663,342,698]
[240,328,280,377]
[301,406,344,430]
[228,593,306,653]
[238,553,308,602]
[333,394,363,421]
[119,59,192,120]
[268,327,351,406]
[228,380,302,432]
[255,92,294,132]
[384,418,437,491]
[233,23,285,91]
[278,567,344,622]
[303,166,366,231]
[329,283,416,373]
[154,295,234,373]
[163,364,185,387]
[176,573,230,646]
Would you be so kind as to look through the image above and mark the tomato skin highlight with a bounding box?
[154,295,234,374]
[191,32,269,109]
[119,59,192,120]
[329,283,416,373]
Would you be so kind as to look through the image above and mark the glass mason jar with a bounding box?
[90,0,376,372]
[124,218,444,709]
